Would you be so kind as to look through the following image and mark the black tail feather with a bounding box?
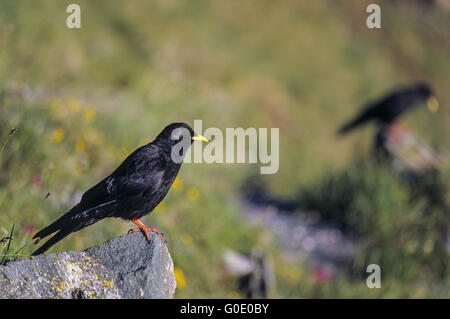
[32,216,68,242]
[31,200,117,255]
[338,121,359,135]
[31,224,79,256]
[337,114,372,135]
[32,205,81,242]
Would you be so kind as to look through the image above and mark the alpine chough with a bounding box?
[32,122,208,256]
[338,83,438,135]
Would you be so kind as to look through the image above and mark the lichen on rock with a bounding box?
[0,232,176,299]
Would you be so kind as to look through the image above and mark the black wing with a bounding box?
[77,143,167,212]
[337,103,380,135]
[32,143,167,255]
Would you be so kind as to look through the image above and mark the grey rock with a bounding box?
[0,232,176,299]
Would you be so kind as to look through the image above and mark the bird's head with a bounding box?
[157,122,208,145]
[416,83,439,114]
[155,123,208,162]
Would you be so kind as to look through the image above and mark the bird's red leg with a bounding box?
[388,121,408,143]
[130,219,162,241]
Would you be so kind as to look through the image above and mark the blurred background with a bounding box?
[0,0,449,298]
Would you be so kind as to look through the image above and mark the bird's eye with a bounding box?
[171,127,190,142]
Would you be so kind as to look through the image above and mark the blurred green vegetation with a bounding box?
[0,0,449,297]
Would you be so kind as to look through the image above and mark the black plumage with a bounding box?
[32,122,208,256]
[338,83,434,135]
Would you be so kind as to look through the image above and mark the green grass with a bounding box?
[0,0,449,297]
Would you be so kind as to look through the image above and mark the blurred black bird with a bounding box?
[338,83,438,135]
[32,123,208,256]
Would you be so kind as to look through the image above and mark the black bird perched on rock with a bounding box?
[32,123,208,256]
[338,83,438,135]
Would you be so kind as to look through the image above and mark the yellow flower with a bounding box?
[67,97,82,114]
[75,139,87,153]
[423,239,434,254]
[84,107,96,123]
[288,267,302,281]
[155,202,166,213]
[172,176,183,192]
[174,267,187,289]
[52,128,65,144]
[186,187,200,202]
[227,291,241,299]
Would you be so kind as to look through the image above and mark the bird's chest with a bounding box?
[130,169,180,217]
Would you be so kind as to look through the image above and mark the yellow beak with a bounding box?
[192,134,209,143]
[427,96,439,113]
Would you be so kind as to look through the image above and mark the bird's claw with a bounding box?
[130,219,166,243]
[159,232,167,244]
[129,227,166,243]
